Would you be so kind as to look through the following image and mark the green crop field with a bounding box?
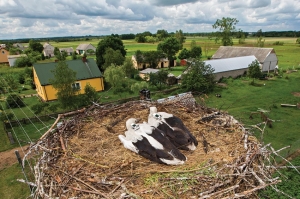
[0,36,300,199]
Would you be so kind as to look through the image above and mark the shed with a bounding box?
[212,46,278,72]
[59,47,74,55]
[139,68,159,80]
[204,56,258,80]
[76,43,96,55]
[132,55,175,70]
[7,54,27,67]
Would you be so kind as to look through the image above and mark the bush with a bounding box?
[6,94,25,108]
[273,41,284,45]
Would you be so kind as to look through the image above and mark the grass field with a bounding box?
[0,36,299,199]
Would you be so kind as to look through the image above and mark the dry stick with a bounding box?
[109,178,125,196]
[39,108,86,141]
[199,184,239,199]
[145,161,220,174]
[58,169,110,199]
[221,180,281,199]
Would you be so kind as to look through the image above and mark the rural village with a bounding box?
[0,14,300,199]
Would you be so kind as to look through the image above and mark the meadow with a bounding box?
[0,36,299,198]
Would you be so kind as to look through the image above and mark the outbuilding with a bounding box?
[212,46,278,72]
[205,55,258,81]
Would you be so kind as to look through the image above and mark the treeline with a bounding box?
[2,31,300,44]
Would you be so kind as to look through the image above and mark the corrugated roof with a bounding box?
[212,46,275,63]
[139,68,159,74]
[33,58,102,86]
[205,56,257,73]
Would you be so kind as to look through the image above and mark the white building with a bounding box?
[212,46,278,72]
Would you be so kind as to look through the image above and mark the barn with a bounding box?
[204,55,258,80]
[212,46,278,72]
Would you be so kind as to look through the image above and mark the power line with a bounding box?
[0,76,48,135]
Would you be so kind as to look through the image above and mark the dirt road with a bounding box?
[0,146,29,169]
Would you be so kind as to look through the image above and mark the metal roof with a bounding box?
[139,68,159,74]
[212,46,276,63]
[33,58,102,86]
[205,55,258,73]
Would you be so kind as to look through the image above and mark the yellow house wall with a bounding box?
[44,78,104,101]
[33,68,104,101]
[0,49,9,63]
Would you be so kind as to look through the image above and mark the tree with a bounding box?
[122,58,138,78]
[248,60,262,83]
[102,48,125,70]
[104,64,126,88]
[178,48,191,60]
[175,29,186,49]
[157,37,181,69]
[156,29,169,41]
[49,61,77,109]
[190,46,202,59]
[14,56,33,67]
[31,103,49,114]
[72,51,77,60]
[148,70,169,90]
[96,34,126,71]
[190,40,197,49]
[212,17,239,46]
[4,74,19,90]
[143,50,165,69]
[181,59,215,92]
[296,38,300,44]
[83,83,98,104]
[29,39,43,53]
[6,94,25,108]
[256,37,265,47]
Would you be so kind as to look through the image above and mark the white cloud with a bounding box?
[0,0,299,39]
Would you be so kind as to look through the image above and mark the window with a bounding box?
[72,82,81,90]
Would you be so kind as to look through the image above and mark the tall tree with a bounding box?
[102,48,125,70]
[49,61,77,109]
[96,34,126,71]
[157,37,181,69]
[122,58,138,78]
[190,46,202,59]
[212,17,239,46]
[156,29,169,41]
[143,50,165,68]
[178,48,191,60]
[29,39,44,53]
[181,59,215,92]
[103,64,126,88]
[175,29,186,49]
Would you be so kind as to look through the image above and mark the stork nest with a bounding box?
[24,95,287,199]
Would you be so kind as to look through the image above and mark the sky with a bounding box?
[0,0,299,39]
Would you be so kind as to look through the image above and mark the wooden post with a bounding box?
[15,150,23,169]
[7,132,15,144]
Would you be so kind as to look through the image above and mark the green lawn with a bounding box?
[205,72,300,156]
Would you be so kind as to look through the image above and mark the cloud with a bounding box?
[0,0,299,39]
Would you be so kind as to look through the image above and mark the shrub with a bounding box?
[6,94,25,108]
[273,41,284,45]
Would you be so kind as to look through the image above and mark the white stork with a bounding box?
[118,118,187,165]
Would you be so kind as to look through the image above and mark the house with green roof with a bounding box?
[33,58,104,101]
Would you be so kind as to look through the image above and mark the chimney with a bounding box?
[82,56,87,62]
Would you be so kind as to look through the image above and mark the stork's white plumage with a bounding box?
[118,118,187,165]
[148,107,198,151]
